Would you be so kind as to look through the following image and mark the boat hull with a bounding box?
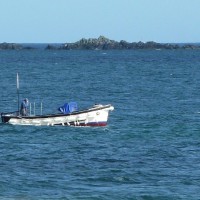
[1,104,114,126]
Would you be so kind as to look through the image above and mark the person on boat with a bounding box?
[20,98,29,116]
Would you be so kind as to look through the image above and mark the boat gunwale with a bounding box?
[1,104,112,120]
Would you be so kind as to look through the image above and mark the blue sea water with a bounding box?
[0,49,200,199]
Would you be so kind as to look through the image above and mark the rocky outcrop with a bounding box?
[45,44,58,50]
[53,36,200,50]
[59,36,116,50]
[1,37,200,50]
[0,42,23,50]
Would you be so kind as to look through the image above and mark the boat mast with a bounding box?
[17,73,20,115]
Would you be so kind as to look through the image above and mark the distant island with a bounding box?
[1,36,200,50]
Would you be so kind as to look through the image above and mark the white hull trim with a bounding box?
[1,104,114,126]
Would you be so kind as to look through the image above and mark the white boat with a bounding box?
[1,104,114,126]
[1,74,114,126]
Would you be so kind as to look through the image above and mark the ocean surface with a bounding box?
[0,48,200,200]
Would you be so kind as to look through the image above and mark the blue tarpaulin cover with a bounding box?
[58,102,78,114]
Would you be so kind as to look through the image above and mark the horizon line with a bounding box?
[1,41,200,44]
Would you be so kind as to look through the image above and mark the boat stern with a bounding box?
[1,111,19,123]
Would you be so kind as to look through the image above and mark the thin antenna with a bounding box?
[41,102,43,115]
[17,73,20,115]
[34,102,35,116]
[30,102,32,116]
